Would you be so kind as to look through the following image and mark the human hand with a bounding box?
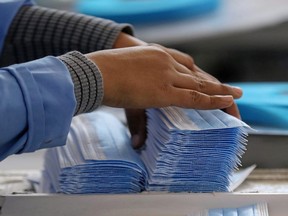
[125,45,242,148]
[124,44,241,149]
[86,44,242,148]
[147,43,242,118]
[114,33,242,117]
[193,65,241,119]
[86,45,242,109]
[125,63,241,149]
[114,33,241,147]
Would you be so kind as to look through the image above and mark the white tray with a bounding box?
[1,193,288,216]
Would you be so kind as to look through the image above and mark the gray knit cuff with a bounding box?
[58,51,104,115]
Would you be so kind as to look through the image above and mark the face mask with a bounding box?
[188,203,269,216]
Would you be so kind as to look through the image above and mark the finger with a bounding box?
[149,43,195,71]
[125,109,147,149]
[174,61,195,75]
[166,48,195,71]
[193,66,243,99]
[173,74,243,99]
[176,63,217,83]
[223,102,241,119]
[195,65,219,82]
[170,88,234,110]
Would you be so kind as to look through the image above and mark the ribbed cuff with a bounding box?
[58,51,103,115]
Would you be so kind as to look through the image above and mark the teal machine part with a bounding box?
[233,82,288,129]
[75,0,221,24]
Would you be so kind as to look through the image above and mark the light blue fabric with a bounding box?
[0,56,76,161]
[0,0,76,161]
[208,203,269,216]
[41,111,147,194]
[0,0,34,52]
[140,107,248,192]
[41,107,248,194]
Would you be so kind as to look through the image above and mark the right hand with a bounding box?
[86,45,242,110]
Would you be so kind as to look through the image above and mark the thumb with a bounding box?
[125,108,147,149]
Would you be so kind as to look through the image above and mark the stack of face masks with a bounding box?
[41,107,248,194]
[41,111,147,194]
[141,107,248,192]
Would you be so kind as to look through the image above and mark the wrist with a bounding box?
[113,32,147,48]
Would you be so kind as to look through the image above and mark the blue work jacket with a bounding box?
[0,0,76,160]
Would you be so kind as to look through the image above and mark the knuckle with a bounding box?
[148,43,161,48]
[189,90,201,103]
[185,54,194,66]
[159,49,172,60]
[192,71,201,78]
[150,46,171,60]
[189,55,195,64]
[197,79,206,91]
[209,96,218,106]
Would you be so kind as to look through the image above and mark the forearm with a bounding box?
[0,5,133,66]
[113,32,146,48]
[0,51,104,160]
[0,57,76,161]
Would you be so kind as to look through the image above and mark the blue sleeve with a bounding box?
[0,57,76,161]
[0,0,34,52]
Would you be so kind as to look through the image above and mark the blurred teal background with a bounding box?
[34,0,288,84]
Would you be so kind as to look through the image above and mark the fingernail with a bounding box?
[132,135,141,149]
[220,96,233,105]
[233,86,243,96]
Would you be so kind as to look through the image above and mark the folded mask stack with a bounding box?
[41,111,147,194]
[141,107,248,192]
[41,107,248,194]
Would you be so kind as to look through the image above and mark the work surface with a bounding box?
[1,168,288,215]
[1,192,288,216]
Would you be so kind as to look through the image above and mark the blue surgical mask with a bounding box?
[188,203,269,216]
